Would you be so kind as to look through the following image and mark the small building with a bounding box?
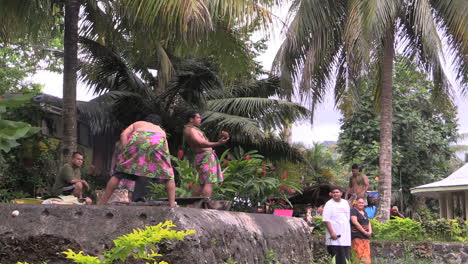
[410,163,468,220]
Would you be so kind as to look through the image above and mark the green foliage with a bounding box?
[312,216,326,235]
[423,218,468,242]
[223,258,238,264]
[0,100,60,201]
[371,217,424,241]
[212,147,301,212]
[370,217,468,243]
[0,94,41,153]
[265,250,278,264]
[147,156,197,199]
[61,221,195,264]
[337,57,458,211]
[0,39,62,95]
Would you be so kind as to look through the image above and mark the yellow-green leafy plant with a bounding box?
[371,217,424,241]
[62,221,196,264]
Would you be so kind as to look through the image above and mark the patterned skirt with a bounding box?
[352,238,371,264]
[115,131,174,180]
[193,151,223,184]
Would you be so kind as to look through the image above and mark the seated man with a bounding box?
[52,152,91,200]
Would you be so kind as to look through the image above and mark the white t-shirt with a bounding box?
[322,198,351,246]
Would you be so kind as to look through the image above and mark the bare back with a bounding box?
[121,121,167,150]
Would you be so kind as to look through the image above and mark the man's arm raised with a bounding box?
[185,127,228,148]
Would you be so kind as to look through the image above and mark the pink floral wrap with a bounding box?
[193,151,224,184]
[115,131,174,180]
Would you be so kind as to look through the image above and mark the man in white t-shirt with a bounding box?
[322,186,351,264]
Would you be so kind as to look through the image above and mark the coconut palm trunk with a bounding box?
[61,0,79,163]
[376,28,395,222]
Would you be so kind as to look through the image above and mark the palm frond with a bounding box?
[207,97,310,130]
[238,137,306,163]
[154,41,175,94]
[272,0,346,117]
[229,76,282,98]
[78,37,154,97]
[202,111,264,143]
[77,91,124,134]
[430,0,468,89]
[122,0,213,41]
[0,0,57,42]
[162,58,223,107]
[402,0,453,107]
[175,22,259,84]
[361,0,400,42]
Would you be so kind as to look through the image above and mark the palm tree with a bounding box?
[61,0,80,162]
[0,0,80,162]
[77,37,309,162]
[273,0,467,221]
[2,0,280,162]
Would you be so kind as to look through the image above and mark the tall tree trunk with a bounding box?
[280,122,293,144]
[376,28,395,222]
[61,0,79,163]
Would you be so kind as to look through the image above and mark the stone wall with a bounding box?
[310,237,468,264]
[0,204,313,264]
[1,204,467,264]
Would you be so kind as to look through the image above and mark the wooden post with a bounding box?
[465,190,468,221]
[447,192,453,219]
[439,193,447,218]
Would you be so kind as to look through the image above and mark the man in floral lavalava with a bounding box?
[183,111,229,197]
[98,114,176,207]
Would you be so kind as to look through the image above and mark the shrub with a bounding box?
[371,217,424,241]
[212,148,301,212]
[50,221,194,264]
[312,216,326,235]
[423,218,468,242]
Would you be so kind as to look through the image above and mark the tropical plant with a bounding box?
[273,0,467,221]
[77,35,309,161]
[371,217,424,241]
[60,0,80,163]
[337,57,458,215]
[0,94,41,153]
[17,221,195,264]
[423,218,468,242]
[0,0,82,163]
[212,147,301,212]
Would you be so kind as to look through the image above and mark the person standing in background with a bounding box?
[323,187,351,264]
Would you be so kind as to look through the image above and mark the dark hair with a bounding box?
[367,195,378,206]
[329,186,343,192]
[144,114,162,125]
[351,164,360,170]
[72,151,83,158]
[186,110,200,123]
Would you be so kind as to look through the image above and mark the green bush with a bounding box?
[312,216,326,235]
[212,147,301,212]
[371,217,424,241]
[371,217,468,242]
[423,218,468,242]
[24,221,195,264]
